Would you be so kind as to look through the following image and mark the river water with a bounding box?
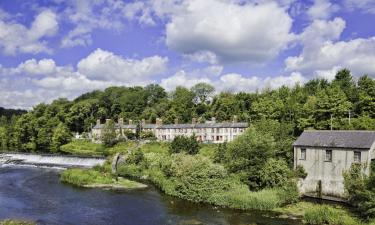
[0,166,302,225]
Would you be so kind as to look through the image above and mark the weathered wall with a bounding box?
[294,146,371,198]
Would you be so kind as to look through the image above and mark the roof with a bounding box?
[293,130,375,149]
[93,122,249,130]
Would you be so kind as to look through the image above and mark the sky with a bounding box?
[0,0,374,109]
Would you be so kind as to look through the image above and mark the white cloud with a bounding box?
[77,48,168,82]
[0,10,58,55]
[165,0,295,64]
[17,59,57,75]
[60,0,125,48]
[286,17,375,77]
[307,0,339,20]
[344,0,375,14]
[160,70,211,91]
[0,49,169,109]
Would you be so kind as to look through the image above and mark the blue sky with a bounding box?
[0,0,374,109]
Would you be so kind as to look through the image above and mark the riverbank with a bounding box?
[60,167,147,190]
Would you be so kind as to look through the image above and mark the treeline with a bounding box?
[0,69,374,153]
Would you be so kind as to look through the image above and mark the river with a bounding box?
[0,166,302,225]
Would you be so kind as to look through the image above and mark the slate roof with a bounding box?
[293,130,375,149]
[93,122,248,130]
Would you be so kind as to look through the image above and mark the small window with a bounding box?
[300,148,306,160]
[354,151,361,163]
[325,150,332,162]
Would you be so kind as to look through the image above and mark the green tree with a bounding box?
[170,135,200,155]
[191,82,215,104]
[260,158,292,188]
[225,126,276,190]
[51,123,72,153]
[0,126,7,151]
[102,120,117,147]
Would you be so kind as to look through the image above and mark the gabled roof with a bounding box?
[93,122,249,130]
[293,130,375,149]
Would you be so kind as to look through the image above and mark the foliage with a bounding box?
[60,167,143,189]
[343,163,375,220]
[259,158,292,188]
[126,149,144,165]
[304,204,360,225]
[51,123,72,152]
[60,140,105,156]
[169,135,200,155]
[0,69,373,154]
[102,120,118,147]
[225,126,275,190]
[295,165,308,179]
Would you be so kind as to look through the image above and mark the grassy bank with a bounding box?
[116,142,299,211]
[0,220,35,225]
[60,140,105,156]
[60,166,147,190]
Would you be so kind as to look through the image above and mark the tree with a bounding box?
[225,126,276,190]
[51,123,72,153]
[170,135,200,155]
[102,120,117,147]
[0,126,7,151]
[191,82,215,104]
[260,158,292,188]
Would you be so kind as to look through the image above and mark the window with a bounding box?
[325,150,332,162]
[300,148,306,160]
[354,151,361,163]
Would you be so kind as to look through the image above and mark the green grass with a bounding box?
[60,140,105,156]
[140,141,169,154]
[60,167,145,189]
[304,204,360,225]
[106,142,137,155]
[0,220,35,225]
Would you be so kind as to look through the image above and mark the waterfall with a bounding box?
[0,153,105,168]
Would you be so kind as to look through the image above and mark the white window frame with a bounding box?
[325,150,332,162]
[300,148,306,160]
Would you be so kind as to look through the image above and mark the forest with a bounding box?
[0,69,374,154]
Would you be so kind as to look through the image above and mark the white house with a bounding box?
[293,130,375,200]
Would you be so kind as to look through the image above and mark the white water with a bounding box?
[0,153,105,168]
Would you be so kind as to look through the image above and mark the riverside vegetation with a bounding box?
[0,69,374,224]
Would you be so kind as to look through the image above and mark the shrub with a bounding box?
[295,165,308,179]
[277,180,300,205]
[126,149,144,165]
[225,126,275,190]
[0,220,36,225]
[169,135,200,155]
[304,205,359,225]
[260,158,292,188]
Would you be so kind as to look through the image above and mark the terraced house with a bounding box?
[92,117,248,143]
[293,130,375,200]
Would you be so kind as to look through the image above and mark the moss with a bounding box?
[0,220,36,225]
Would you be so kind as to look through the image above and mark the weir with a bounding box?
[0,153,105,168]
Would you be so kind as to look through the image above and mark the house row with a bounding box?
[92,117,248,144]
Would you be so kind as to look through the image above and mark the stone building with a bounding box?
[293,130,375,200]
[92,117,248,143]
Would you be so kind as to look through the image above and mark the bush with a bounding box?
[260,158,292,188]
[169,135,200,155]
[126,149,144,165]
[304,205,359,225]
[295,165,308,179]
[0,220,36,225]
[225,126,275,190]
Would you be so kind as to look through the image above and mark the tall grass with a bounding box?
[60,140,105,156]
[304,205,361,225]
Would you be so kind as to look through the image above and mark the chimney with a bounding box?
[174,118,179,124]
[118,118,124,126]
[106,119,111,125]
[211,117,216,123]
[129,119,133,125]
[192,118,197,124]
[232,115,238,123]
[96,119,101,126]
